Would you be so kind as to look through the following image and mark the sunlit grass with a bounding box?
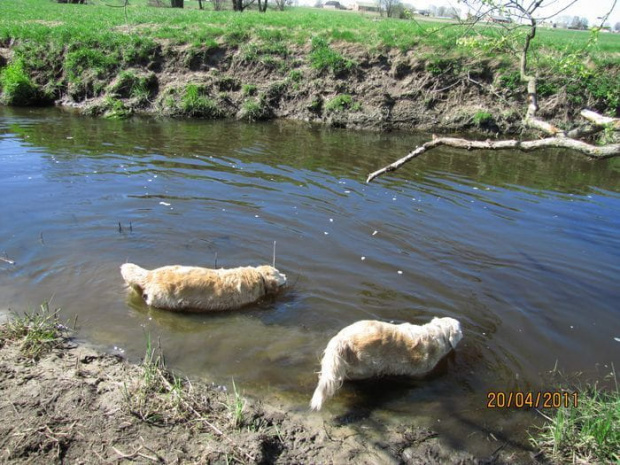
[1,0,618,113]
[531,367,620,464]
[0,302,71,360]
[2,0,618,56]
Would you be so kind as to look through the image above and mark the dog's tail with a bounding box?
[310,338,351,411]
[120,263,148,290]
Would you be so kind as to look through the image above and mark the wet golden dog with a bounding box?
[310,317,462,411]
[120,263,287,312]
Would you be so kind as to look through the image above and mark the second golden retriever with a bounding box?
[310,317,462,410]
[121,263,287,312]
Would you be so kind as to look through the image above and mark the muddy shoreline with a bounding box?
[0,319,546,464]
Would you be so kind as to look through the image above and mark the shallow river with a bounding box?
[1,106,619,456]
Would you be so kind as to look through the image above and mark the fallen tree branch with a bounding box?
[580,110,620,130]
[366,136,620,183]
[373,3,620,186]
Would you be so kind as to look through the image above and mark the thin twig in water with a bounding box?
[1,253,15,265]
[272,240,277,268]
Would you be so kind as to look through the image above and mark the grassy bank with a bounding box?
[531,369,619,464]
[0,0,619,130]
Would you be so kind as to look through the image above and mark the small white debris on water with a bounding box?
[570,325,574,329]
[255,215,260,218]
[397,270,403,275]
[324,232,329,235]
[159,202,171,206]
[614,337,620,342]
[361,256,366,261]
[372,230,378,236]
[329,218,334,222]
[344,190,351,194]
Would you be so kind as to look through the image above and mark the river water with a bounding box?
[1,106,619,456]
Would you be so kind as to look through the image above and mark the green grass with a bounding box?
[0,302,70,360]
[241,97,268,121]
[473,110,493,126]
[225,378,246,429]
[2,0,617,55]
[531,368,620,464]
[180,84,223,118]
[0,58,42,105]
[325,93,360,112]
[0,0,618,114]
[309,36,357,75]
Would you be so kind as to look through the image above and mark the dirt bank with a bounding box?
[1,37,604,136]
[0,318,545,465]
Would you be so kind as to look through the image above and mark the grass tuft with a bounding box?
[0,58,41,105]
[225,378,246,429]
[325,93,359,112]
[531,367,620,464]
[309,36,356,76]
[123,332,192,425]
[0,302,70,360]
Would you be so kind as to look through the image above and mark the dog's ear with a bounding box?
[257,266,286,294]
[448,320,463,349]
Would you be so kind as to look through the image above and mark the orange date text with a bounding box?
[486,391,578,409]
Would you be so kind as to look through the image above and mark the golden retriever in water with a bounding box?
[310,317,462,411]
[120,263,287,312]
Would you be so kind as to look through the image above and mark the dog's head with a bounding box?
[120,263,148,290]
[256,266,287,294]
[432,317,463,349]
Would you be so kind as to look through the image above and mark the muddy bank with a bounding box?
[0,38,604,135]
[0,319,544,465]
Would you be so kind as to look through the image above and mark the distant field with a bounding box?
[1,0,619,61]
[1,0,618,117]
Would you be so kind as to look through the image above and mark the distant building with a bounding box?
[352,1,380,12]
[323,0,344,9]
[487,15,512,24]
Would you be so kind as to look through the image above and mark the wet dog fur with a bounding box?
[310,317,462,411]
[120,263,287,312]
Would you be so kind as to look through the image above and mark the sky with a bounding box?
[504,0,619,25]
[305,0,620,26]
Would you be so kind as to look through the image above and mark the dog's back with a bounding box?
[120,263,286,311]
[310,318,462,410]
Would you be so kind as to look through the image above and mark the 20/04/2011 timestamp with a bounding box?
[487,391,578,409]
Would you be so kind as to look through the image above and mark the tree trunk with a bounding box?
[171,0,184,7]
